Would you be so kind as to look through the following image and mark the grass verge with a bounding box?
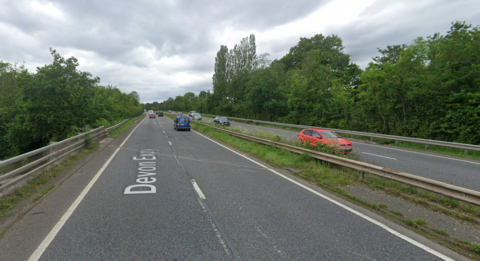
[109,114,144,138]
[0,144,99,219]
[187,119,480,258]
[205,115,480,161]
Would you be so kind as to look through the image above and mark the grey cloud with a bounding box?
[324,0,480,68]
[2,0,480,102]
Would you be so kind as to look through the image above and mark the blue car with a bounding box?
[174,116,191,131]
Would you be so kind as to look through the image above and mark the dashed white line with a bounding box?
[168,141,172,146]
[191,179,206,200]
[356,143,480,165]
[192,130,454,261]
[362,152,396,160]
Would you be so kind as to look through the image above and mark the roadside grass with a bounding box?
[193,119,480,221]
[187,119,480,258]
[31,185,55,203]
[0,145,97,219]
[206,115,480,161]
[109,114,144,138]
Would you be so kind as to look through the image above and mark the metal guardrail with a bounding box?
[200,114,480,153]
[195,122,480,206]
[0,118,130,196]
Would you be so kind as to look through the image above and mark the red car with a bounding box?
[297,128,352,153]
[148,110,156,119]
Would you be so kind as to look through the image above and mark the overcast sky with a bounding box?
[1,0,480,103]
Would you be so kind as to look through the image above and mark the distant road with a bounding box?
[0,116,464,260]
[205,118,480,192]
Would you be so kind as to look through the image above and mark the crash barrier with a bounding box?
[201,114,480,154]
[195,122,480,207]
[0,119,129,196]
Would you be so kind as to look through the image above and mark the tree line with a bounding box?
[0,49,143,159]
[148,21,480,145]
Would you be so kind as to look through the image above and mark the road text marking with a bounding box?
[124,149,157,194]
[28,116,147,261]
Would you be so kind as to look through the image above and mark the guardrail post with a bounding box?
[49,141,57,162]
[425,144,429,149]
[465,149,469,154]
[359,172,365,180]
[395,140,399,144]
[351,135,353,139]
[370,137,374,142]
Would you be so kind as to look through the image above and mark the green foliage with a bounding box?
[0,50,143,159]
[154,21,480,147]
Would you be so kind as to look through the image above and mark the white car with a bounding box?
[193,113,202,120]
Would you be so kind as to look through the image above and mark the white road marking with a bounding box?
[191,179,206,200]
[28,116,147,261]
[362,152,396,160]
[168,141,172,146]
[163,131,165,133]
[193,130,454,261]
[356,143,480,165]
[235,120,479,165]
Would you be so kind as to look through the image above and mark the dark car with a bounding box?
[213,116,230,126]
[174,116,191,131]
[156,111,164,117]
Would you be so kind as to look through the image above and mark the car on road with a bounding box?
[156,111,163,117]
[214,116,230,126]
[177,112,183,116]
[189,111,196,117]
[193,113,202,120]
[297,128,352,153]
[174,116,191,131]
[148,110,155,119]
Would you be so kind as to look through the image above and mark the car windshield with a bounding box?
[218,117,228,121]
[320,131,340,138]
[178,117,189,123]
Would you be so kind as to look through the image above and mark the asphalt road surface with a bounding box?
[204,117,480,192]
[0,115,467,260]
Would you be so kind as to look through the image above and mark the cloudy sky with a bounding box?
[1,0,480,103]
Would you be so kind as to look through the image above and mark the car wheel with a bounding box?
[188,128,191,131]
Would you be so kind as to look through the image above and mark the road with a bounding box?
[203,117,480,192]
[0,115,466,260]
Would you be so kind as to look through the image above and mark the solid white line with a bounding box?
[362,152,396,160]
[28,116,147,261]
[192,130,454,261]
[191,179,206,200]
[168,141,172,146]
[357,142,480,165]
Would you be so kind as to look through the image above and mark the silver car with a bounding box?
[193,113,202,120]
